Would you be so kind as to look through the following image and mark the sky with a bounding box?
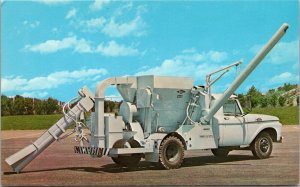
[1,0,299,102]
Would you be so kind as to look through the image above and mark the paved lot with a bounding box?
[1,126,299,186]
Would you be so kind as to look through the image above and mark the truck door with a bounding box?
[218,99,246,146]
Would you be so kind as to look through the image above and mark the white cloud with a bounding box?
[2,68,108,92]
[80,17,106,31]
[24,36,77,53]
[51,27,59,34]
[269,72,299,85]
[182,48,197,54]
[21,91,49,98]
[30,21,40,28]
[96,40,139,56]
[112,1,133,17]
[23,20,40,29]
[65,8,77,19]
[78,15,145,37]
[293,63,298,70]
[24,36,92,54]
[207,51,228,63]
[102,15,145,37]
[75,2,146,37]
[74,39,93,53]
[89,0,110,11]
[1,76,28,92]
[33,0,71,5]
[136,59,197,77]
[24,36,138,56]
[251,40,299,64]
[105,94,122,101]
[175,50,227,63]
[135,50,228,80]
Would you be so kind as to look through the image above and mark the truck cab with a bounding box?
[212,94,282,158]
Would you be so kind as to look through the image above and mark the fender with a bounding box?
[246,121,282,145]
[144,133,168,162]
[148,132,187,150]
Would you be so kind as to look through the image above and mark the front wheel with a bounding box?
[159,136,185,169]
[251,132,273,159]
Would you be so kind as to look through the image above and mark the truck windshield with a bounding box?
[223,100,242,116]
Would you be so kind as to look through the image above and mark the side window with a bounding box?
[223,100,242,116]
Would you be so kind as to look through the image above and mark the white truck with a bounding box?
[5,23,288,172]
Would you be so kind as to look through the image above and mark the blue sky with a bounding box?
[2,0,299,101]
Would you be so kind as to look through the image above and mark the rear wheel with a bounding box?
[251,132,273,159]
[211,149,230,158]
[159,136,184,169]
[111,139,142,167]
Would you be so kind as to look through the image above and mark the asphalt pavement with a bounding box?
[1,125,299,186]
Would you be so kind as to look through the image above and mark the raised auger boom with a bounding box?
[200,23,289,124]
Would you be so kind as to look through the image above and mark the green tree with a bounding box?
[108,101,115,112]
[45,98,60,114]
[24,98,34,115]
[12,95,25,115]
[267,89,275,94]
[269,94,278,107]
[35,99,46,114]
[278,96,286,107]
[237,94,246,108]
[1,95,13,116]
[247,86,262,108]
[104,101,109,112]
[260,97,269,108]
[278,83,297,92]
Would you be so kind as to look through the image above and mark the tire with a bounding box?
[251,132,273,159]
[111,139,142,167]
[211,149,230,158]
[159,136,185,169]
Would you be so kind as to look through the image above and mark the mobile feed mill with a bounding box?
[6,23,288,173]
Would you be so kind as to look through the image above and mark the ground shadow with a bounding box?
[4,154,259,175]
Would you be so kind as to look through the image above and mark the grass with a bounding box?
[1,106,299,130]
[1,114,64,130]
[252,106,299,125]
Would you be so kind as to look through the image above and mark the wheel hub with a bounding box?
[166,143,180,162]
[259,138,270,153]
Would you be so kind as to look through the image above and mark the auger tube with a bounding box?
[5,87,95,173]
[92,77,136,147]
[200,23,289,124]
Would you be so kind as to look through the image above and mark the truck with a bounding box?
[5,23,288,172]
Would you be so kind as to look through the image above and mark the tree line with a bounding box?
[1,95,121,116]
[1,83,298,116]
[1,95,61,116]
[238,83,298,109]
